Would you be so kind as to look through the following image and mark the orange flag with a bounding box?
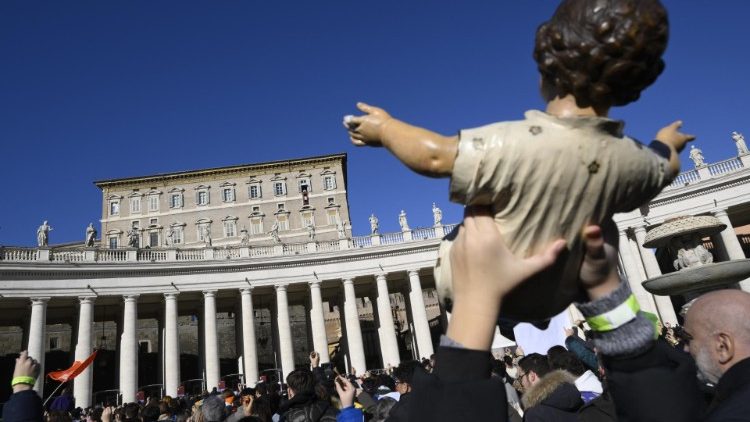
[48,350,98,382]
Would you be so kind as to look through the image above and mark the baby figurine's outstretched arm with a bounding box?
[655,120,696,175]
[344,102,458,178]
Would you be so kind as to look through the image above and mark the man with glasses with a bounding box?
[678,290,750,420]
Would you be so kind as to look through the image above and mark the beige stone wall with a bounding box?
[97,155,351,248]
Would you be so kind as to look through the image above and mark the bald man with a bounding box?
[682,290,750,420]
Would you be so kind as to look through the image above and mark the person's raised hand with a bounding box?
[309,351,320,368]
[240,395,254,416]
[343,102,392,147]
[101,406,114,422]
[334,376,356,409]
[12,350,40,393]
[656,120,695,153]
[564,327,575,338]
[446,206,565,350]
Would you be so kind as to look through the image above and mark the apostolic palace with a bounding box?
[1,133,750,408]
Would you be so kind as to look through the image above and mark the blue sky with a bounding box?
[1,0,749,246]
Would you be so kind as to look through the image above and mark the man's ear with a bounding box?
[529,371,539,384]
[715,332,734,365]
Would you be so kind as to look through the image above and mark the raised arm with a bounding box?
[344,102,458,178]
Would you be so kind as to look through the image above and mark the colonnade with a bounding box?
[21,269,435,405]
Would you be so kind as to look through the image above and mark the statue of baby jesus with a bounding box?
[344,0,694,321]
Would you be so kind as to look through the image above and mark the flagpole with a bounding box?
[42,380,67,407]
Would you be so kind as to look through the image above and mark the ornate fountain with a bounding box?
[642,216,750,296]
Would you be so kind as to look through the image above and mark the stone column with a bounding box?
[342,278,366,373]
[163,293,181,397]
[275,284,295,379]
[120,295,139,403]
[407,270,434,359]
[308,281,331,364]
[617,230,658,315]
[714,209,750,291]
[240,288,259,384]
[27,297,50,396]
[202,291,220,391]
[375,274,400,367]
[74,297,95,408]
[633,226,677,324]
[714,209,746,260]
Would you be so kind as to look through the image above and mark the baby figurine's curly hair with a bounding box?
[534,0,669,109]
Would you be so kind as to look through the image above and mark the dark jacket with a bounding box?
[521,370,582,422]
[702,357,750,421]
[2,390,44,422]
[49,393,75,412]
[385,346,508,421]
[577,391,617,422]
[278,392,337,422]
[565,334,599,373]
[602,340,705,422]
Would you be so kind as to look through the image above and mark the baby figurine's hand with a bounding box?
[343,102,392,147]
[655,120,695,153]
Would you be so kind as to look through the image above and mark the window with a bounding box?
[277,203,285,211]
[132,221,140,229]
[323,175,336,190]
[49,336,60,350]
[249,184,261,199]
[250,218,263,235]
[273,181,286,196]
[252,206,261,214]
[299,178,311,193]
[224,220,237,237]
[327,197,335,205]
[222,188,235,202]
[277,215,289,231]
[149,218,158,225]
[130,197,141,213]
[109,236,118,249]
[110,201,120,216]
[170,193,182,208]
[172,226,184,245]
[327,209,338,225]
[301,212,314,228]
[148,195,159,211]
[149,232,159,247]
[197,191,208,206]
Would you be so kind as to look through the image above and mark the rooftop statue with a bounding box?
[732,131,748,155]
[239,227,250,245]
[306,222,316,240]
[689,145,706,168]
[344,0,694,320]
[369,213,379,235]
[36,221,52,247]
[269,221,281,243]
[85,223,97,247]
[432,203,443,226]
[398,210,409,232]
[127,227,139,248]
